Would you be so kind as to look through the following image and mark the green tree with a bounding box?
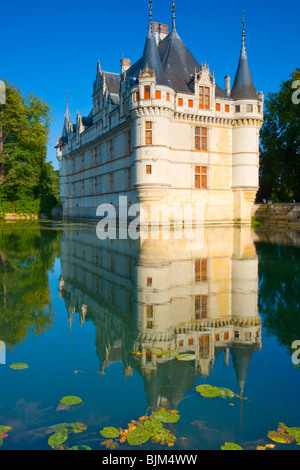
[257,68,300,202]
[0,224,61,349]
[0,80,58,215]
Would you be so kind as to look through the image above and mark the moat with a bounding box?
[0,221,299,450]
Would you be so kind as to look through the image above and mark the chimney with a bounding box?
[152,22,169,44]
[121,58,131,75]
[225,76,231,96]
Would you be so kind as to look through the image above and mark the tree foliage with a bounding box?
[0,224,61,349]
[0,80,59,215]
[257,68,300,202]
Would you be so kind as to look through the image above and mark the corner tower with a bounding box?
[231,12,264,222]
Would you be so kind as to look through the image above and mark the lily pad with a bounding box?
[150,428,177,445]
[196,385,221,398]
[9,363,28,370]
[152,408,180,423]
[219,388,235,399]
[177,354,196,361]
[267,431,294,444]
[48,431,68,447]
[0,426,11,434]
[100,427,120,439]
[127,426,152,446]
[60,396,83,406]
[144,418,163,433]
[162,350,179,358]
[221,442,243,450]
[70,445,91,450]
[151,349,163,356]
[0,437,3,448]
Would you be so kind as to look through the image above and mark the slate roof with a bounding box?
[230,19,257,100]
[126,23,169,87]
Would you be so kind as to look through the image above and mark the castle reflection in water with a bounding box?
[58,226,261,410]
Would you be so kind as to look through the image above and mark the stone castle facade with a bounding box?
[56,3,264,225]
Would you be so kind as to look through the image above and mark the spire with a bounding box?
[230,11,257,100]
[149,0,152,24]
[61,91,72,143]
[241,9,247,58]
[172,0,176,31]
[126,0,169,86]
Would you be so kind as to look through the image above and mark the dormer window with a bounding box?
[144,86,151,99]
[199,86,210,110]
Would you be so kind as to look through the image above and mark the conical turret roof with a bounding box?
[231,14,257,100]
[126,21,169,86]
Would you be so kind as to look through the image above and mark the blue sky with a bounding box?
[1,0,299,170]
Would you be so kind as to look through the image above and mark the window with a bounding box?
[235,105,240,113]
[225,104,230,113]
[199,86,210,109]
[215,334,220,341]
[188,338,194,346]
[135,91,140,101]
[178,98,183,106]
[155,90,161,99]
[144,86,151,99]
[166,92,170,101]
[195,166,207,189]
[195,127,208,151]
[147,277,152,287]
[127,130,131,154]
[247,104,253,112]
[146,305,153,329]
[195,295,207,319]
[109,140,113,160]
[146,165,152,175]
[258,105,261,113]
[224,331,229,340]
[215,103,221,111]
[195,259,207,282]
[188,99,193,108]
[145,121,152,145]
[128,167,131,189]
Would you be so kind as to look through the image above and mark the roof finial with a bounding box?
[66,90,70,118]
[241,9,247,58]
[172,0,176,30]
[149,0,153,24]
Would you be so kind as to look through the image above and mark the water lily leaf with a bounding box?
[127,426,152,446]
[0,437,3,448]
[152,408,180,423]
[151,349,163,356]
[143,418,163,433]
[69,445,91,450]
[177,354,196,361]
[162,350,179,358]
[0,426,11,434]
[48,432,68,447]
[9,363,28,370]
[221,442,243,450]
[60,396,83,406]
[100,427,120,439]
[196,385,221,398]
[150,428,177,445]
[219,388,235,399]
[268,431,294,444]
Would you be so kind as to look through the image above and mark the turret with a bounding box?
[231,12,264,222]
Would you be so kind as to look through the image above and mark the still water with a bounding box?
[0,222,299,450]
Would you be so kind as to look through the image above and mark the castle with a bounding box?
[56,2,263,225]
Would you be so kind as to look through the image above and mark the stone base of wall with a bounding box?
[2,213,39,220]
[252,203,300,226]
